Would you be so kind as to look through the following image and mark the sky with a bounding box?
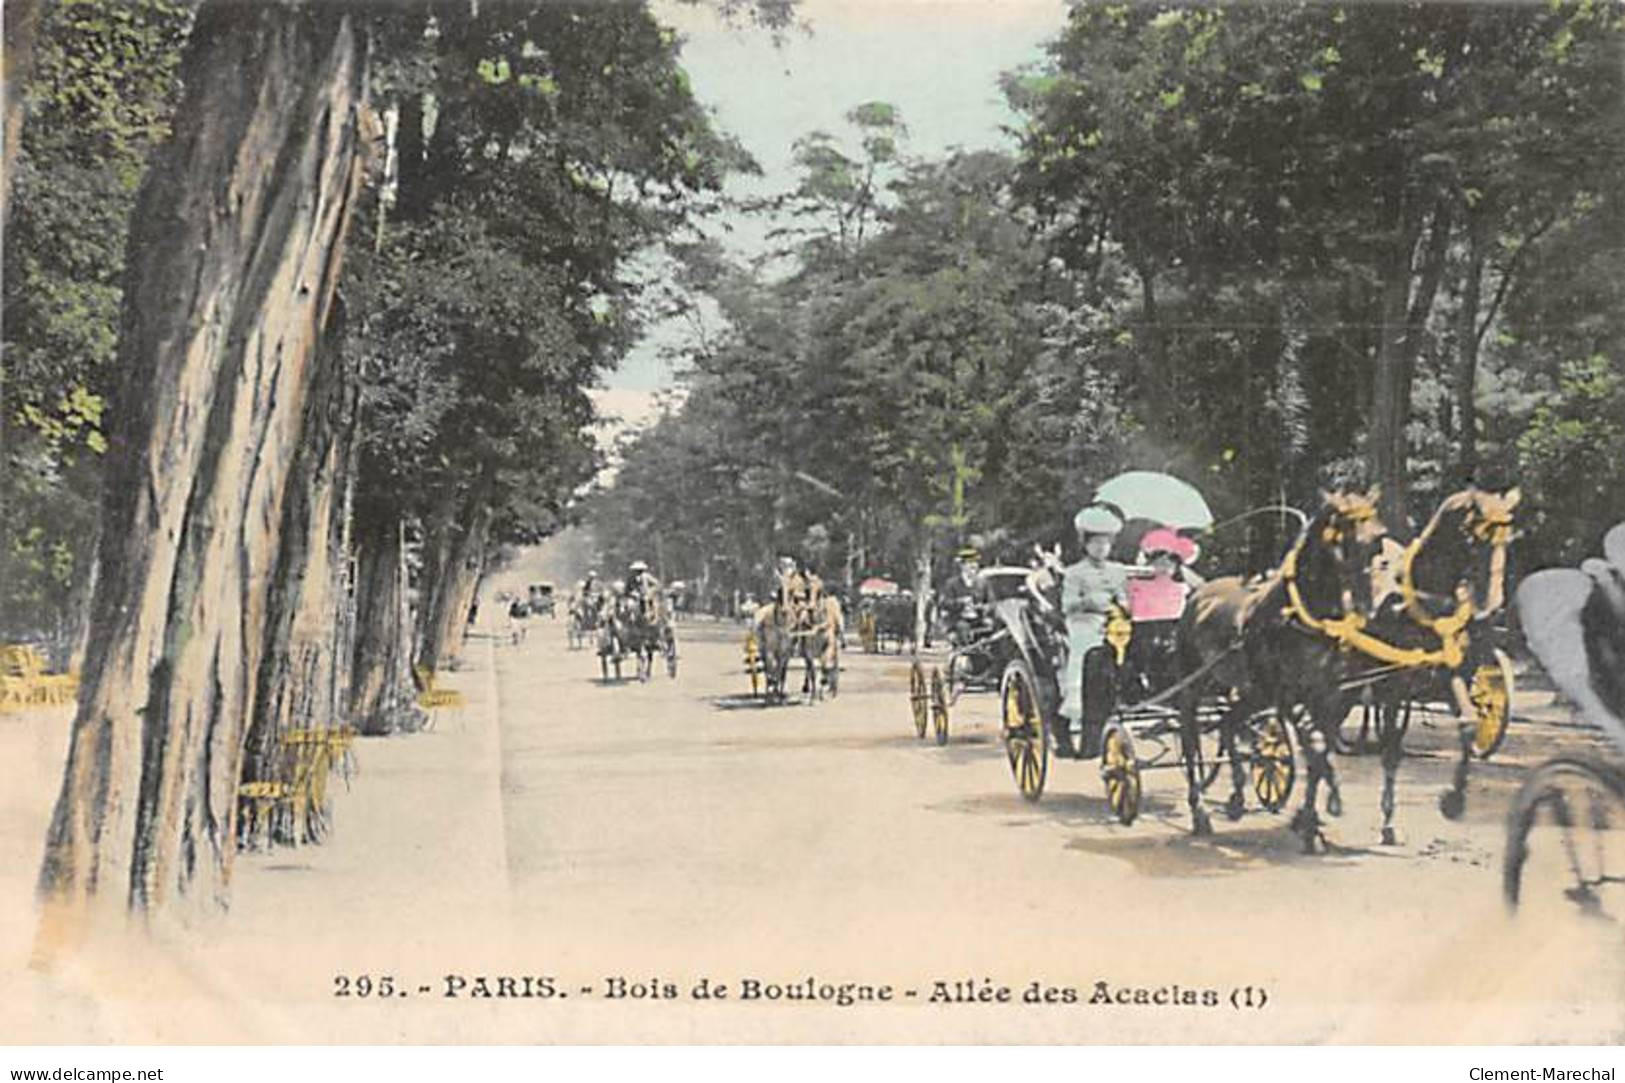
[592,0,1067,430]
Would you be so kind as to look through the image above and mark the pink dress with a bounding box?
[1127,574,1188,622]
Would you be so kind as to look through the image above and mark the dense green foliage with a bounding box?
[589,1,1625,601]
[1,0,192,649]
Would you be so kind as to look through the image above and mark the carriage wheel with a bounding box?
[1001,662,1048,802]
[1100,720,1141,826]
[1503,756,1625,919]
[1249,715,1297,813]
[931,666,950,746]
[909,660,929,739]
[1471,648,1514,759]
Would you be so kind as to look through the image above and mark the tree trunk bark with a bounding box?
[1454,228,1485,487]
[1368,193,1424,530]
[415,497,492,674]
[911,533,932,649]
[349,508,423,735]
[239,304,360,849]
[37,1,369,936]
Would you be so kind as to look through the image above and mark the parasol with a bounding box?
[1092,471,1214,531]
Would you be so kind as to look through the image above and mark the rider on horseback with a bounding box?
[626,560,663,620]
[775,555,816,629]
[576,569,607,624]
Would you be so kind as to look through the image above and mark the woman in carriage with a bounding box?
[1122,527,1202,697]
[1058,505,1134,758]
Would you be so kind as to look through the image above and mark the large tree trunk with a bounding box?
[239,305,361,849]
[37,2,370,936]
[1,0,43,231]
[1368,192,1425,530]
[911,533,932,649]
[349,507,424,735]
[415,496,493,674]
[1454,229,1486,487]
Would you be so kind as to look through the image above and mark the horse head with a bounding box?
[1405,487,1520,622]
[1298,487,1389,619]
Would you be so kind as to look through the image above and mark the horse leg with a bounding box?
[1440,673,1474,821]
[1223,704,1250,822]
[1181,697,1213,836]
[1291,725,1329,854]
[1378,701,1404,846]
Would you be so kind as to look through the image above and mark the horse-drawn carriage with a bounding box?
[855,579,915,654]
[908,567,1034,746]
[994,473,1524,854]
[589,586,677,682]
[745,588,841,703]
[988,473,1299,827]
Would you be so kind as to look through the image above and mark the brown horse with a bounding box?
[1359,488,1521,843]
[1177,490,1389,851]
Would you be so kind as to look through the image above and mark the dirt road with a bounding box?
[485,613,1623,1042]
[3,603,1619,1043]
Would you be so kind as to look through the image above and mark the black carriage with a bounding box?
[529,582,557,618]
[996,597,1296,826]
[908,568,1031,746]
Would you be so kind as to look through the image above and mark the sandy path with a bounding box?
[1,605,1619,1043]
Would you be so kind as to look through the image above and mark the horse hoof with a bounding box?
[1380,827,1398,847]
[1192,810,1214,837]
[1290,807,1312,834]
[1327,791,1343,818]
[1439,789,1466,821]
[1225,793,1246,821]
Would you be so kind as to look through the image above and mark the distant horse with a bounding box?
[621,589,674,682]
[1358,488,1522,843]
[1177,490,1389,851]
[752,602,794,702]
[597,598,628,681]
[800,595,844,701]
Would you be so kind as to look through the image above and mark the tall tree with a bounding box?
[39,0,371,932]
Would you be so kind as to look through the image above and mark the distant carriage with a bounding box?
[855,578,915,654]
[528,582,557,618]
[908,567,1032,746]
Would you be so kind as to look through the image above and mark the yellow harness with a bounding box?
[1282,507,1512,672]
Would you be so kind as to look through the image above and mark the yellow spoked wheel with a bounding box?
[1100,721,1141,826]
[1001,662,1048,802]
[1470,648,1514,759]
[931,666,950,746]
[744,633,761,696]
[909,660,929,739]
[1249,716,1297,813]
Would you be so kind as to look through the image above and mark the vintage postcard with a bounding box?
[1,0,1621,1049]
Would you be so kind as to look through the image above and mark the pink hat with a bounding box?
[1140,528,1197,563]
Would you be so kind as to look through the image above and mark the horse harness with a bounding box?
[1281,504,1514,672]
